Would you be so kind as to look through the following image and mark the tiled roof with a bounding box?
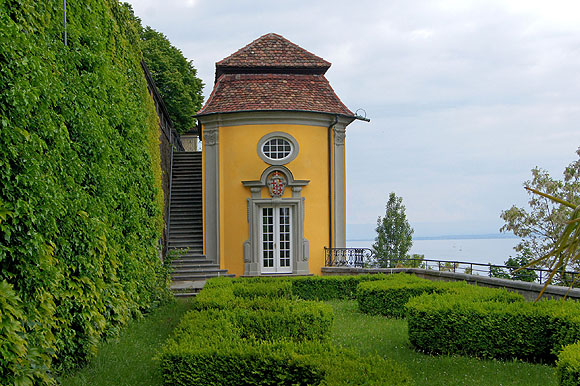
[197,73,353,116]
[217,33,330,72]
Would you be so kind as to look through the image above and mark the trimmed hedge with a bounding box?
[194,278,333,342]
[161,306,412,385]
[0,0,170,380]
[160,277,413,385]
[291,274,387,300]
[356,274,468,317]
[406,289,580,363]
[557,342,580,386]
[232,279,293,300]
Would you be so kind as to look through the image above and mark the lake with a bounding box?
[346,237,520,266]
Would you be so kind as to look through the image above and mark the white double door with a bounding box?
[260,205,293,273]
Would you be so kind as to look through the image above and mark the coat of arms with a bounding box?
[267,171,287,198]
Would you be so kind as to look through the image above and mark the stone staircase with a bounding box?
[168,152,232,294]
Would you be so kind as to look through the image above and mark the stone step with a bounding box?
[170,208,202,213]
[172,160,201,164]
[169,218,202,224]
[171,186,200,189]
[171,263,220,271]
[170,217,202,222]
[171,257,211,264]
[169,253,207,259]
[170,202,202,207]
[169,221,202,227]
[169,228,203,234]
[168,237,202,243]
[169,225,202,231]
[171,272,235,281]
[171,187,202,191]
[171,266,227,278]
[170,218,202,224]
[170,206,202,211]
[170,185,202,189]
[169,238,203,244]
[172,176,201,180]
[171,259,214,266]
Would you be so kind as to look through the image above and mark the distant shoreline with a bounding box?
[347,234,518,242]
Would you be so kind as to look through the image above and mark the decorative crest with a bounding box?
[267,171,287,198]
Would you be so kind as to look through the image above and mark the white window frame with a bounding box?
[260,205,293,274]
[257,132,299,165]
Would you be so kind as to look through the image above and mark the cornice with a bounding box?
[196,110,355,129]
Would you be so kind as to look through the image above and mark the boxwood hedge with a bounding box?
[1,0,170,381]
[356,274,468,317]
[290,274,387,300]
[160,278,413,385]
[557,342,580,386]
[406,289,580,363]
[161,309,412,386]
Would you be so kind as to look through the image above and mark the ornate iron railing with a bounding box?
[324,247,374,268]
[324,248,579,286]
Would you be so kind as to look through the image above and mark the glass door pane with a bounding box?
[278,207,291,270]
[260,206,292,273]
[261,207,274,270]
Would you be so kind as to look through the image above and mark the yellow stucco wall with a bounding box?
[205,122,333,277]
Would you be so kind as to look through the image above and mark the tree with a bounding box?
[501,148,580,297]
[140,27,204,134]
[500,148,580,271]
[490,252,538,282]
[122,3,204,134]
[372,192,414,268]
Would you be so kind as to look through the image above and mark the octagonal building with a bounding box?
[195,33,360,276]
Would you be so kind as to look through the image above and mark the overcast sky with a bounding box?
[126,0,580,238]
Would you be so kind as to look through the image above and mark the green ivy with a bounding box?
[0,0,171,380]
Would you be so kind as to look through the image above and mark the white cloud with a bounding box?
[126,0,580,237]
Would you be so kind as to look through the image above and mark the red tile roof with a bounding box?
[197,33,354,117]
[217,33,331,72]
[198,73,353,116]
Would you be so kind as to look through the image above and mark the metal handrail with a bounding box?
[324,247,580,286]
[164,146,174,260]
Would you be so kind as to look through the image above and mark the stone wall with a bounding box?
[322,266,580,301]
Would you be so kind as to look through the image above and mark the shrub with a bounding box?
[356,274,466,317]
[232,280,293,300]
[232,300,333,342]
[557,342,580,386]
[291,275,387,300]
[405,289,580,363]
[192,277,333,341]
[161,277,413,385]
[160,308,412,385]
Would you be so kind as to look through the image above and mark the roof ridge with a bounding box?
[216,33,331,70]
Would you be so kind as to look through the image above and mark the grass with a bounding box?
[59,298,195,386]
[328,299,557,386]
[59,297,558,386]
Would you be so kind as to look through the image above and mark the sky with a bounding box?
[126,0,580,238]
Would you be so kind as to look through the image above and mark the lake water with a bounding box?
[346,238,520,266]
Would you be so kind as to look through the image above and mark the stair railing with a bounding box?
[165,146,174,260]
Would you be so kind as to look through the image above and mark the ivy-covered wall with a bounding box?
[0,0,170,383]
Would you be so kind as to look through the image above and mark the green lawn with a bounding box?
[60,297,557,385]
[59,298,195,386]
[329,300,557,386]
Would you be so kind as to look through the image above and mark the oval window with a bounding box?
[257,132,299,165]
[262,137,292,160]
